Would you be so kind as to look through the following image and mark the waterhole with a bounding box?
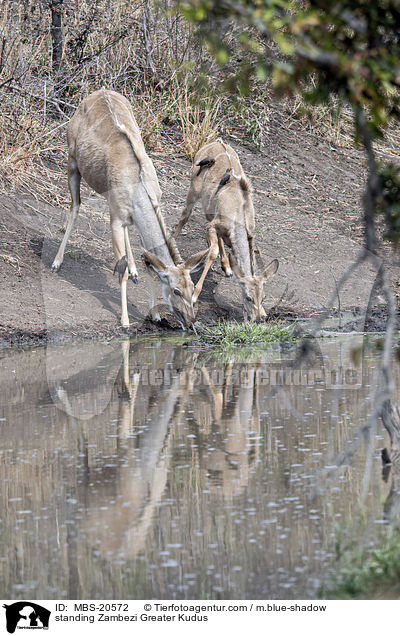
[0,335,394,598]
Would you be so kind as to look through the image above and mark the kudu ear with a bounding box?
[184,248,209,273]
[228,253,246,283]
[262,259,279,281]
[143,250,170,283]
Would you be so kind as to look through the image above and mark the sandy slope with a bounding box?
[0,108,397,344]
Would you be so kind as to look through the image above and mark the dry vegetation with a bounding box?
[0,0,399,206]
[0,0,218,200]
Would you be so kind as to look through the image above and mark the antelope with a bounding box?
[172,139,279,321]
[197,362,261,498]
[78,343,200,559]
[51,88,208,329]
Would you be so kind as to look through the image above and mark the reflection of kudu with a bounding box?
[51,88,208,328]
[46,340,124,420]
[189,363,261,498]
[172,139,279,320]
[381,400,400,521]
[79,345,199,558]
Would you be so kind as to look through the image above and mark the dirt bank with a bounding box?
[0,106,398,346]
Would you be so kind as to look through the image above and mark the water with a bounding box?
[0,335,395,599]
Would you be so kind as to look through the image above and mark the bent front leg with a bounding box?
[172,187,197,240]
[193,222,219,302]
[218,237,232,277]
[51,158,81,272]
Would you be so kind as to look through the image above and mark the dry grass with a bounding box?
[0,253,20,273]
[283,91,400,162]
[176,84,221,159]
[0,0,200,198]
[0,87,67,202]
[131,89,166,149]
[282,94,355,148]
[222,93,271,149]
[0,0,399,206]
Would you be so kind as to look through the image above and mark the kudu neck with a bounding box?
[232,221,252,277]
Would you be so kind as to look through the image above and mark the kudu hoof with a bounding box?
[129,274,139,284]
[50,261,61,273]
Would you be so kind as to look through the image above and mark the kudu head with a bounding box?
[229,254,279,321]
[143,249,209,329]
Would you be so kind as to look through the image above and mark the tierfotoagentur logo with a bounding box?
[3,603,51,633]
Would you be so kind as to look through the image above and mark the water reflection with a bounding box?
[0,336,396,599]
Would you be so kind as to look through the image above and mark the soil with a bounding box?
[1,106,399,346]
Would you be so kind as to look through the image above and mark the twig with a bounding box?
[294,248,368,339]
[321,256,342,325]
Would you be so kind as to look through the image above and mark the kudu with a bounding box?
[172,139,279,320]
[51,88,208,329]
[78,342,199,559]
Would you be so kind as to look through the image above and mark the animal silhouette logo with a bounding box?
[3,602,50,633]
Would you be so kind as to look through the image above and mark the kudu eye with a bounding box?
[245,294,253,303]
[174,288,183,297]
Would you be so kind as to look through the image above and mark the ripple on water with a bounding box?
[0,335,390,599]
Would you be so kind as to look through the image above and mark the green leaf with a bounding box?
[255,64,268,82]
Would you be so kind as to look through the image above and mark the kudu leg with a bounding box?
[201,367,223,421]
[117,340,141,440]
[223,362,234,403]
[51,159,81,272]
[193,223,219,302]
[111,221,130,328]
[124,227,139,283]
[172,191,196,240]
[218,237,232,276]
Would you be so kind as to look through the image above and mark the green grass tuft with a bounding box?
[321,525,400,599]
[196,319,295,347]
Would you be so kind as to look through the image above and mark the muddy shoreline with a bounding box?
[1,108,399,347]
[0,307,393,349]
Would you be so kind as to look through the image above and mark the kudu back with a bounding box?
[51,88,207,328]
[172,139,279,320]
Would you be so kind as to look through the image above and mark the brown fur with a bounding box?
[51,88,207,329]
[172,139,279,319]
